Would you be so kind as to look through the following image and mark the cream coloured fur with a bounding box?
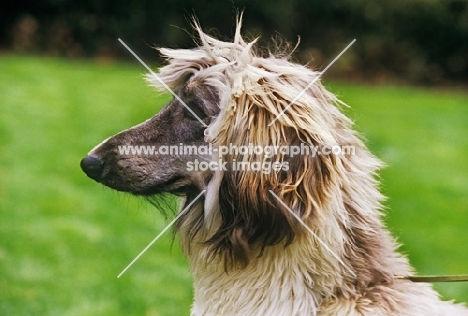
[148,17,468,316]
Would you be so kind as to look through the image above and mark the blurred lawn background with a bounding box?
[2,1,468,315]
[0,55,467,315]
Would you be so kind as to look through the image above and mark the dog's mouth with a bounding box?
[136,175,190,196]
[102,174,191,197]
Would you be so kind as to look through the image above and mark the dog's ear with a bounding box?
[205,99,338,268]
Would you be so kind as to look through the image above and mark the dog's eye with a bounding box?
[183,101,207,121]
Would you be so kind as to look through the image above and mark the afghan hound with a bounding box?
[80,17,468,315]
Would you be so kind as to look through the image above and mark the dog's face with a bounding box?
[81,75,338,267]
[81,81,219,196]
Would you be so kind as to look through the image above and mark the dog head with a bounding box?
[81,18,380,268]
[80,81,219,196]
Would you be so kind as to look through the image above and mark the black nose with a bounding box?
[80,155,104,181]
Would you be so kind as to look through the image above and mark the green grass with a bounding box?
[0,56,467,315]
[331,83,468,301]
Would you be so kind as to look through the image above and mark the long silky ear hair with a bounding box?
[201,22,352,267]
[207,128,339,268]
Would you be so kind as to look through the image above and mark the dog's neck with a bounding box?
[189,242,326,315]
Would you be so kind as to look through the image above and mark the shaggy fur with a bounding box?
[81,17,468,315]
